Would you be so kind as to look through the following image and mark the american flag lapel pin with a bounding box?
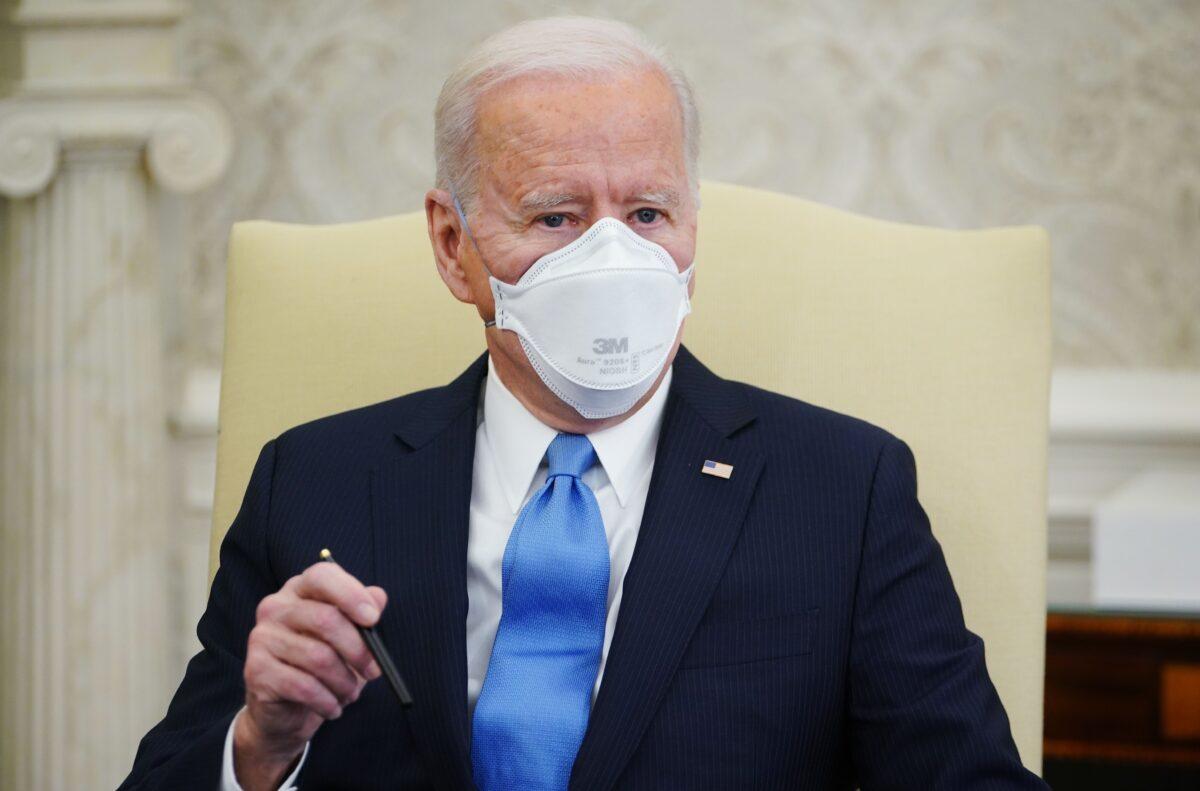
[701,459,734,479]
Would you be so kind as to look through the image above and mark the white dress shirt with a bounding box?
[221,358,671,789]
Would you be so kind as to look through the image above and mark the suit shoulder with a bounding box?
[737,380,899,457]
[271,382,454,462]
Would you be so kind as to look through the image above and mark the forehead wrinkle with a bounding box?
[475,76,690,219]
[477,79,684,171]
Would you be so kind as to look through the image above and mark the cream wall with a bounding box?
[176,0,1200,371]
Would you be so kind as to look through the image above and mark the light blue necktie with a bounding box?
[471,433,610,790]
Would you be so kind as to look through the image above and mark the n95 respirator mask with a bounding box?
[453,197,694,419]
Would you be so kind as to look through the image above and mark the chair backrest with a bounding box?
[212,180,1050,770]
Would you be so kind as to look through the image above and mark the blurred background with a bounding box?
[1,1,1197,788]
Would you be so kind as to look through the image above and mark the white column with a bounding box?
[0,2,231,788]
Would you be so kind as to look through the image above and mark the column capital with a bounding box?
[0,0,232,196]
[0,92,233,196]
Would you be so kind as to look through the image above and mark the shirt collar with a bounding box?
[482,357,672,513]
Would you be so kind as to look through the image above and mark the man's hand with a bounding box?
[233,561,386,790]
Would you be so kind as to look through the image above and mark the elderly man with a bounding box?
[122,16,1047,791]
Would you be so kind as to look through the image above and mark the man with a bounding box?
[122,16,1048,791]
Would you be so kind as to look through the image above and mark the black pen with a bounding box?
[320,548,414,708]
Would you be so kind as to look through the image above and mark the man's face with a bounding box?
[462,66,697,289]
[428,64,697,427]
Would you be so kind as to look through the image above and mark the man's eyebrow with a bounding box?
[632,188,681,208]
[516,188,683,213]
[517,192,583,213]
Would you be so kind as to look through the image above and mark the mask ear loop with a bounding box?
[451,192,498,328]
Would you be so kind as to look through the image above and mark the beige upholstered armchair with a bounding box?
[209,180,1051,771]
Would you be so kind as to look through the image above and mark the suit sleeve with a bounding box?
[847,437,1048,790]
[118,441,282,790]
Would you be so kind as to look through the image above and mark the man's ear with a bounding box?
[425,189,475,304]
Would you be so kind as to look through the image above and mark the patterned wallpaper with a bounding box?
[179,0,1200,369]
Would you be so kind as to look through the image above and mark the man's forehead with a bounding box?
[473,69,687,202]
[476,67,679,135]
[476,114,682,172]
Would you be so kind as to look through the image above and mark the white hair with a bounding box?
[434,16,700,211]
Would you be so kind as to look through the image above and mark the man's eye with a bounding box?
[633,208,661,224]
[540,214,567,228]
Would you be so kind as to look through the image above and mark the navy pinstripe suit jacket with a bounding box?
[121,346,1047,790]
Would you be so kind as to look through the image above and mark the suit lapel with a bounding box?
[570,347,765,791]
[371,353,487,791]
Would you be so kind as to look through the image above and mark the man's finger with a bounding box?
[256,622,362,704]
[292,561,381,627]
[278,599,381,680]
[253,659,343,721]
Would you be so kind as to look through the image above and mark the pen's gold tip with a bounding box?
[319,548,332,561]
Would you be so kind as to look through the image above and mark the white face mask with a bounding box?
[453,196,694,419]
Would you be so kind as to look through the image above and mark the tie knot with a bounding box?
[546,433,596,479]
